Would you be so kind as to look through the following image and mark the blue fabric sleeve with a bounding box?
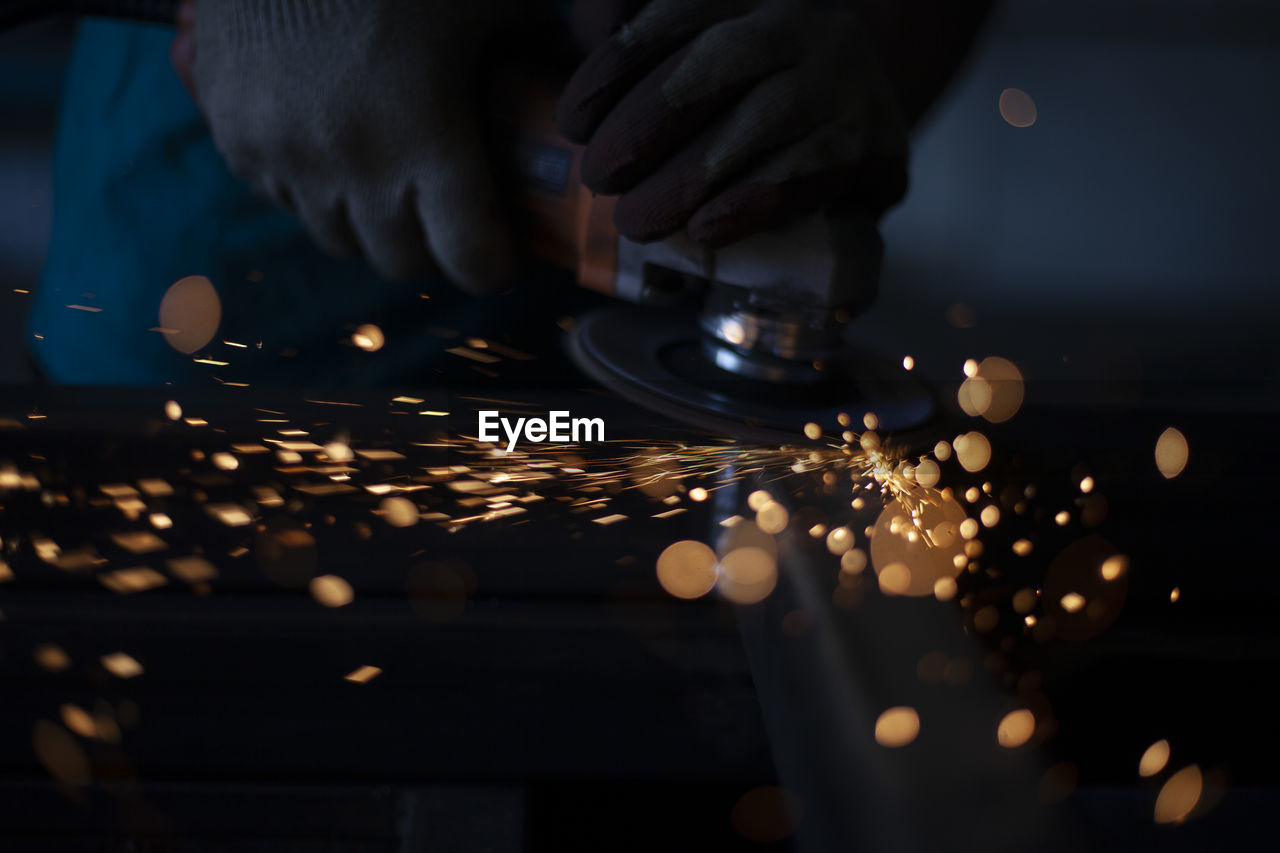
[30,20,480,387]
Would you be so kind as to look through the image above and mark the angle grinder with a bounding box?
[494,72,934,441]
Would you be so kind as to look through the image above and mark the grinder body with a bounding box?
[493,74,884,386]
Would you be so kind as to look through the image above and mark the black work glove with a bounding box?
[556,0,909,247]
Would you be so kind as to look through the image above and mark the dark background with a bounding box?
[1,1,1278,850]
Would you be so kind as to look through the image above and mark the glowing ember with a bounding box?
[207,503,253,527]
[168,556,217,582]
[914,459,940,488]
[840,548,867,574]
[957,375,992,418]
[211,452,239,471]
[719,546,778,605]
[379,496,419,527]
[1100,555,1129,581]
[755,501,789,535]
[100,652,143,679]
[344,665,382,684]
[878,561,912,596]
[997,709,1036,748]
[826,526,854,555]
[1139,739,1171,778]
[32,720,90,786]
[324,441,355,462]
[953,432,992,473]
[60,704,98,739]
[1012,588,1037,613]
[974,357,1025,423]
[655,540,719,600]
[874,706,920,747]
[1154,765,1203,824]
[310,574,354,607]
[34,644,71,672]
[159,275,221,354]
[1155,427,1189,479]
[934,576,958,601]
[352,324,386,352]
[99,567,168,594]
[1060,592,1086,613]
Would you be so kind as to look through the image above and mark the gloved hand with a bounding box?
[186,0,522,291]
[556,0,909,248]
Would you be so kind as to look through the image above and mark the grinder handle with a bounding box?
[488,68,625,297]
[491,67,881,317]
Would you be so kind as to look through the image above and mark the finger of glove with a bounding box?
[612,69,817,242]
[288,186,363,259]
[348,188,435,281]
[687,123,908,247]
[578,14,786,195]
[414,119,515,294]
[566,0,648,52]
[556,0,756,143]
[253,175,297,215]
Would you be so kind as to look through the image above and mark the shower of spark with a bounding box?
[0,344,1218,828]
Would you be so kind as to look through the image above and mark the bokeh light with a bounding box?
[870,492,967,597]
[1155,427,1189,479]
[997,709,1036,748]
[730,787,801,843]
[310,574,354,607]
[353,324,386,352]
[719,546,778,604]
[874,706,921,747]
[380,496,419,527]
[655,540,718,600]
[999,87,1038,127]
[954,432,992,472]
[1139,739,1171,778]
[1154,765,1203,824]
[159,275,221,354]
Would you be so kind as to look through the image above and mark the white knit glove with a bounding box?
[192,0,521,291]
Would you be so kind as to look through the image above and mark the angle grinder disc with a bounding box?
[568,305,935,443]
